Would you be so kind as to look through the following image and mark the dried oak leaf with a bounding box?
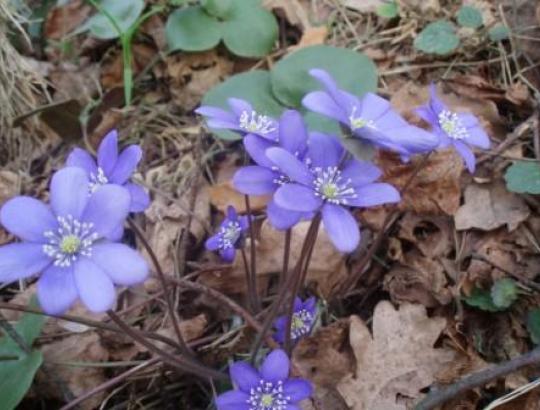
[454,183,530,231]
[337,302,455,410]
[208,181,269,213]
[44,0,92,40]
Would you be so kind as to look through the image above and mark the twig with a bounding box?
[244,195,261,312]
[415,346,540,409]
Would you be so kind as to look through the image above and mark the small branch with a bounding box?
[415,346,540,410]
[241,248,256,312]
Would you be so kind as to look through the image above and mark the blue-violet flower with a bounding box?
[0,167,149,314]
[274,297,316,344]
[302,69,438,158]
[267,132,400,252]
[415,84,491,172]
[216,349,313,410]
[205,206,249,263]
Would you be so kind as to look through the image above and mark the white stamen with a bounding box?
[349,106,376,131]
[88,167,109,193]
[438,110,469,140]
[246,379,291,410]
[218,221,242,250]
[313,166,357,205]
[239,110,276,135]
[290,309,314,340]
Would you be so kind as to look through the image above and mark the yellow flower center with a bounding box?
[260,394,274,407]
[322,183,339,199]
[60,235,81,254]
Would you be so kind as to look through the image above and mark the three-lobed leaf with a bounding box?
[84,0,145,39]
[201,0,233,18]
[456,6,483,29]
[414,20,460,55]
[376,1,399,19]
[491,278,518,309]
[463,287,502,312]
[166,6,221,52]
[489,24,510,42]
[504,161,540,194]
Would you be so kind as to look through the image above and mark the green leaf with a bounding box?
[463,287,502,312]
[201,0,233,18]
[527,309,540,344]
[0,298,46,410]
[491,278,518,309]
[85,0,145,40]
[270,45,378,108]
[414,20,460,55]
[489,24,510,42]
[341,137,377,162]
[376,1,399,19]
[505,161,540,194]
[222,0,278,58]
[201,70,284,140]
[456,6,483,29]
[166,6,222,52]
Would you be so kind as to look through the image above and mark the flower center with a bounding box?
[313,166,356,205]
[239,110,276,135]
[438,110,468,140]
[349,106,375,131]
[291,309,314,340]
[247,380,290,410]
[43,215,99,267]
[89,167,109,193]
[219,221,242,249]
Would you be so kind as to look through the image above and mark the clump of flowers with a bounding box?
[415,84,491,172]
[0,167,149,314]
[67,129,150,212]
[205,205,249,262]
[216,349,313,410]
[274,297,317,344]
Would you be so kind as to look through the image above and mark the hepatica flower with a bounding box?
[267,132,400,252]
[216,349,312,410]
[205,206,249,263]
[302,69,438,157]
[233,110,310,230]
[0,167,149,314]
[415,84,491,173]
[66,129,150,212]
[274,297,316,344]
[196,98,278,141]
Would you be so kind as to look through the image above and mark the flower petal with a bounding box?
[359,93,392,121]
[466,125,490,149]
[66,148,98,175]
[307,132,343,169]
[91,243,149,286]
[387,125,439,154]
[302,91,348,124]
[454,140,476,173]
[348,183,400,207]
[215,390,250,410]
[74,258,116,313]
[1,197,56,242]
[37,265,78,314]
[0,243,51,283]
[233,166,277,195]
[229,361,260,392]
[283,379,313,402]
[340,160,381,186]
[274,184,322,212]
[205,234,221,251]
[279,110,308,154]
[82,185,130,239]
[415,106,438,125]
[220,247,236,263]
[260,349,290,383]
[97,130,118,175]
[244,134,275,168]
[195,105,237,124]
[322,204,360,253]
[50,167,90,219]
[429,83,446,114]
[267,199,303,230]
[109,145,142,184]
[124,183,150,212]
[266,148,314,186]
[227,97,253,117]
[308,69,353,112]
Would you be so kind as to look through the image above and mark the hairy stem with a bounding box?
[244,195,261,312]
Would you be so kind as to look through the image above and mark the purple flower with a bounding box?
[66,129,150,213]
[0,167,149,314]
[196,98,278,141]
[267,132,400,252]
[415,84,491,173]
[216,349,313,410]
[205,206,249,263]
[233,110,311,231]
[302,69,438,157]
[274,297,316,344]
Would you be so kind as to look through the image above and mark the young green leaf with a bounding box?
[527,309,540,344]
[504,161,540,194]
[376,1,399,19]
[414,20,460,55]
[201,0,233,19]
[489,24,510,42]
[222,0,278,58]
[491,278,518,309]
[270,45,378,108]
[84,0,145,40]
[463,287,502,312]
[166,6,222,52]
[456,6,483,29]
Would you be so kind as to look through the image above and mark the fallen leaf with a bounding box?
[398,213,453,258]
[294,26,328,49]
[454,183,530,231]
[153,314,208,352]
[343,0,385,13]
[263,0,311,29]
[44,0,92,40]
[397,0,440,14]
[0,170,20,204]
[208,181,269,214]
[337,302,455,410]
[101,44,156,90]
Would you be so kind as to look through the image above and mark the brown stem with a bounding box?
[281,229,292,288]
[106,310,226,381]
[244,195,260,312]
[127,218,192,356]
[60,358,160,410]
[415,346,540,410]
[241,248,255,313]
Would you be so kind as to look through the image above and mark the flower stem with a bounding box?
[244,195,261,312]
[0,311,30,354]
[280,229,292,288]
[241,248,257,313]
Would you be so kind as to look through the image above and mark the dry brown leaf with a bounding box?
[153,314,208,352]
[263,0,311,28]
[398,213,453,258]
[44,0,92,40]
[343,0,385,13]
[294,26,328,49]
[208,181,269,214]
[454,183,530,231]
[337,302,455,410]
[49,62,100,105]
[397,0,440,14]
[101,44,156,90]
[0,170,20,205]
